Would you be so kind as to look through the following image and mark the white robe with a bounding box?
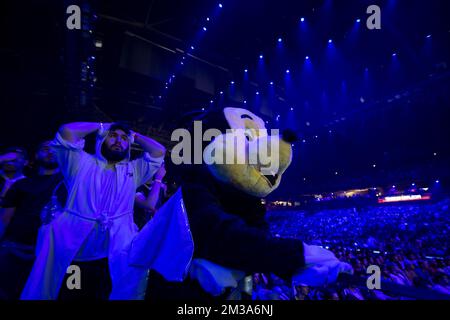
[21,132,164,299]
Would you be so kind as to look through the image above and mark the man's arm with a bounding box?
[133,132,166,158]
[59,122,105,144]
[0,152,18,164]
[135,164,166,212]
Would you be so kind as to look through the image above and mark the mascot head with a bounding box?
[176,107,296,198]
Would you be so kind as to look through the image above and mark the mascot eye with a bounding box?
[241,114,254,120]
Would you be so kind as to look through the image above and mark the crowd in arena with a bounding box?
[1,131,449,300]
[256,199,450,300]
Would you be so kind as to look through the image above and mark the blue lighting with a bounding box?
[243,100,247,104]
[300,17,305,22]
[356,18,361,23]
[220,91,223,95]
[290,107,294,111]
[269,81,274,85]
[256,91,260,95]
[286,69,290,74]
[230,81,234,85]
[436,180,440,184]
[305,56,309,60]
[426,34,432,39]
[259,54,263,59]
[201,108,205,111]
[206,17,210,21]
[244,69,248,73]
[210,100,214,103]
[203,27,207,31]
[392,53,397,57]
[278,38,282,43]
[190,45,195,50]
[218,3,223,8]
[328,39,333,44]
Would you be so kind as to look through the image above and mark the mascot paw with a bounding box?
[292,243,354,287]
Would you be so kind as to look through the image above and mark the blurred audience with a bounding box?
[256,199,450,300]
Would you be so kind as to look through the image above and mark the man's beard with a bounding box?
[35,159,59,170]
[101,143,128,162]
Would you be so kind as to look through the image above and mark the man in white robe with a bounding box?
[21,122,166,300]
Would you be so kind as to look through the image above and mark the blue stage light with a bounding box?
[286,69,290,74]
[436,180,440,184]
[256,91,260,95]
[259,54,263,59]
[300,17,305,22]
[218,3,223,8]
[206,17,210,21]
[220,91,223,95]
[230,81,234,85]
[356,18,361,23]
[269,81,274,85]
[203,27,207,31]
[426,34,432,39]
[278,38,282,43]
[305,56,309,60]
[244,69,248,73]
[190,45,195,50]
[328,39,333,44]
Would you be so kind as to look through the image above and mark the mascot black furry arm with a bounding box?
[182,178,305,278]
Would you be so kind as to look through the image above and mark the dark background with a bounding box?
[1,0,449,198]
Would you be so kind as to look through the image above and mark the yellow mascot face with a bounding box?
[203,107,294,198]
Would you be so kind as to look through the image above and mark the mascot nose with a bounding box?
[281,129,298,144]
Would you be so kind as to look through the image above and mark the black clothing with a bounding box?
[1,173,66,246]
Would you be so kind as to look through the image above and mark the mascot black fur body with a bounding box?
[147,107,306,300]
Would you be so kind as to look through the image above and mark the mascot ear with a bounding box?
[282,129,298,144]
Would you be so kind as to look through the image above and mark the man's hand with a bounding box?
[154,164,166,181]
